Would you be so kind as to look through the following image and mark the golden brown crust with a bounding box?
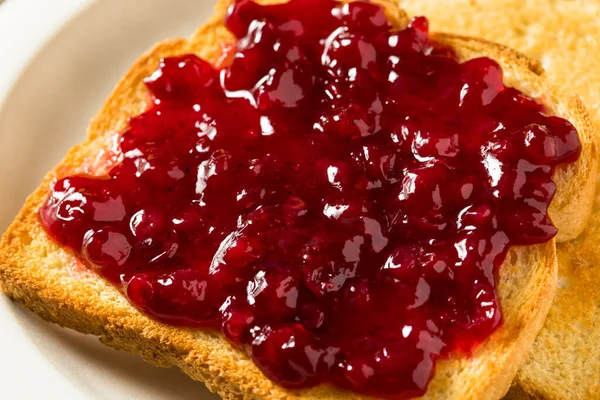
[504,185,600,400]
[0,0,593,398]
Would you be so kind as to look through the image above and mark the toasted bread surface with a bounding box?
[512,203,600,400]
[0,0,593,399]
[398,1,600,398]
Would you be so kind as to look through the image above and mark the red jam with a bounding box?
[40,0,581,397]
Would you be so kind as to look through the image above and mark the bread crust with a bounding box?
[1,0,593,398]
[504,187,600,400]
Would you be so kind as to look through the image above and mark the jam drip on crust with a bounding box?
[40,0,581,397]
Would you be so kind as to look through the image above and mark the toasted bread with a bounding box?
[508,208,600,399]
[0,1,595,399]
[399,1,600,398]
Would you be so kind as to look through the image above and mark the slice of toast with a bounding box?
[0,1,596,399]
[398,1,600,398]
[508,202,600,400]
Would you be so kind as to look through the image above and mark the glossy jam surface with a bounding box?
[40,0,581,397]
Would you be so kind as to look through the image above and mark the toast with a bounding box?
[509,207,600,399]
[0,0,596,399]
[399,1,600,398]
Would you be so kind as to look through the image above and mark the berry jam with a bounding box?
[40,0,581,397]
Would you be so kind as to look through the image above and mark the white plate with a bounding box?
[0,0,222,398]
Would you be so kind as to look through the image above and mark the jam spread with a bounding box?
[40,0,582,397]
